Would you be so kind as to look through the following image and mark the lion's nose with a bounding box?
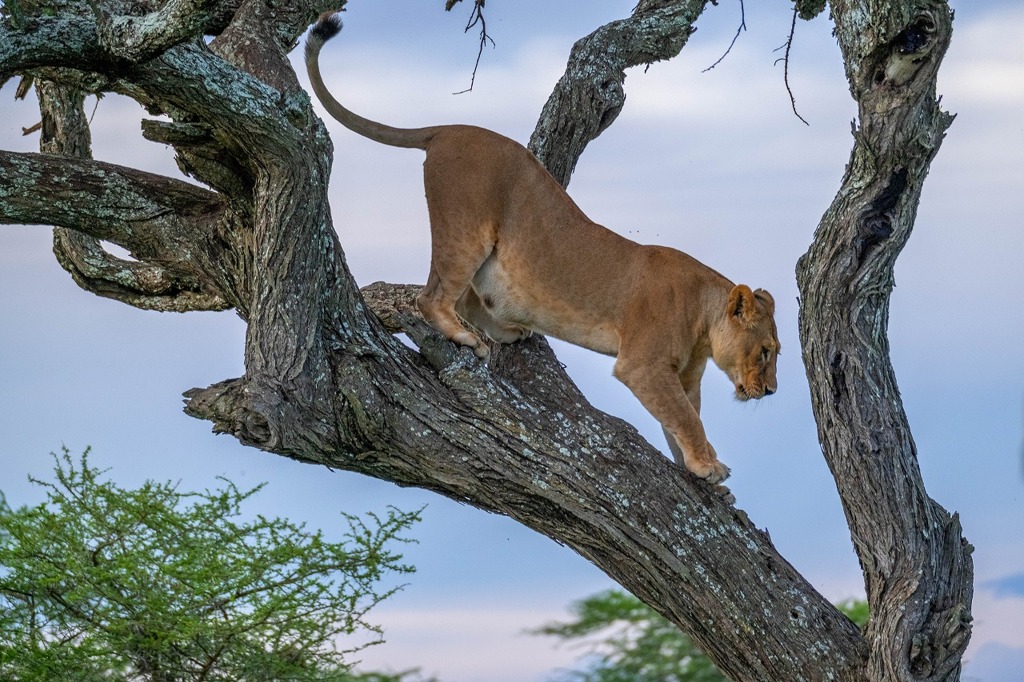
[764,387,776,396]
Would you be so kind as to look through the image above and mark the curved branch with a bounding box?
[23,73,233,313]
[53,229,230,312]
[185,308,868,682]
[528,0,711,187]
[0,150,233,311]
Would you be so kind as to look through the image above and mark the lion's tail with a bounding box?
[304,13,438,150]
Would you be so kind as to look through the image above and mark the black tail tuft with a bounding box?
[305,12,343,61]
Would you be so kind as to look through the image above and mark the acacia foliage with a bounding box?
[536,589,724,682]
[537,590,871,682]
[0,449,420,682]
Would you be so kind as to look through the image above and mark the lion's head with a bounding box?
[712,285,780,401]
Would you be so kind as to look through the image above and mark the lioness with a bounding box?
[305,14,779,484]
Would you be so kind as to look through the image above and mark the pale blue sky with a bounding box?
[2,1,1022,680]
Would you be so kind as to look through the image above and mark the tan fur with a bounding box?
[306,14,780,483]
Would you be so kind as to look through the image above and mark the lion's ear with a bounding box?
[753,288,775,314]
[727,284,758,327]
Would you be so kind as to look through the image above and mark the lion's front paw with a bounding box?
[674,438,731,484]
[688,458,731,484]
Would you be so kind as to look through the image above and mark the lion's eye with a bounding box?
[761,347,771,362]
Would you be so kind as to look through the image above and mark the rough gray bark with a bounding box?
[796,2,973,680]
[0,1,971,680]
[527,0,711,188]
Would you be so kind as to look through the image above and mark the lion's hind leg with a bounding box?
[417,269,491,358]
[417,162,505,359]
[416,217,504,359]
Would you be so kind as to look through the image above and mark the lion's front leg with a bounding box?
[614,356,730,484]
[662,427,732,486]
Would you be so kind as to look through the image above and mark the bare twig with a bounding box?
[453,0,494,95]
[703,0,746,72]
[774,4,809,126]
[88,93,102,125]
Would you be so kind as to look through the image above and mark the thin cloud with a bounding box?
[963,642,1024,682]
[985,572,1024,599]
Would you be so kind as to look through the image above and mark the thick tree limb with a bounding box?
[797,2,972,680]
[528,0,711,187]
[187,282,869,681]
[0,152,225,247]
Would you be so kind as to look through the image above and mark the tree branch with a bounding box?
[702,0,746,73]
[17,71,234,312]
[0,12,310,159]
[528,0,712,187]
[206,1,344,93]
[0,150,231,308]
[52,229,231,312]
[86,0,227,63]
[451,0,494,95]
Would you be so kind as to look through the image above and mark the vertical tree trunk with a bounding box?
[796,2,973,679]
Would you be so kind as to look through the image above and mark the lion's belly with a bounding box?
[472,254,621,356]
